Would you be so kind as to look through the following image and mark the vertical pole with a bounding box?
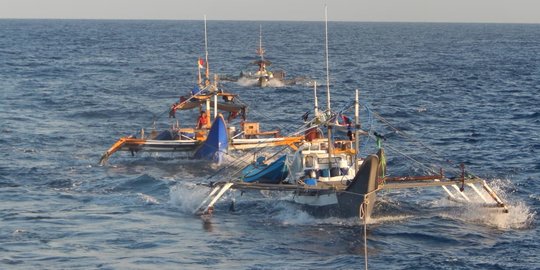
[204,15,209,80]
[324,5,331,112]
[206,98,211,125]
[259,25,264,61]
[355,89,360,172]
[313,82,319,118]
[198,58,202,86]
[213,92,218,119]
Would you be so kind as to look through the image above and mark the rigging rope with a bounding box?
[361,195,369,270]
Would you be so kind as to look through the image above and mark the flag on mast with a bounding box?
[198,58,204,69]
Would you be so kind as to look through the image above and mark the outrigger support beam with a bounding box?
[193,175,509,217]
[381,176,509,213]
[194,182,234,215]
[481,180,508,212]
[99,137,129,165]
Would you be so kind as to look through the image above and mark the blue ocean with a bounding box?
[1,19,539,269]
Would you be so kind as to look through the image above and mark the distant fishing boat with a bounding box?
[238,25,286,87]
[99,18,303,166]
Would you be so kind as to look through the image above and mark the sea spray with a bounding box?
[431,178,536,229]
[137,192,160,205]
[169,182,213,213]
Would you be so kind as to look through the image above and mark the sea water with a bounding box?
[1,20,539,269]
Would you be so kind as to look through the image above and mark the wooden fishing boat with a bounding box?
[194,89,509,221]
[192,10,509,221]
[238,26,285,87]
[99,18,304,166]
[98,78,247,165]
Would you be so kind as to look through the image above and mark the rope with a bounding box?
[360,194,369,270]
[367,109,471,177]
[370,111,462,172]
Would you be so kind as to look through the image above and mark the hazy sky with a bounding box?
[1,0,539,23]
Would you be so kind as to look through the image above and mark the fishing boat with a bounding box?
[192,9,509,221]
[99,18,304,165]
[238,25,286,87]
[194,89,509,220]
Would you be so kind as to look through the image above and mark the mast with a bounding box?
[354,89,360,172]
[324,5,333,170]
[203,15,212,121]
[204,15,210,80]
[324,5,331,112]
[257,25,265,61]
[313,82,319,118]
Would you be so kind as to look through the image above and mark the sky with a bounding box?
[1,0,539,24]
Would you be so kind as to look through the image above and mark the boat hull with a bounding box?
[242,155,289,184]
[194,114,228,163]
[293,155,380,219]
[119,140,200,153]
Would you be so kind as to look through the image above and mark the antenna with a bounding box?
[324,5,331,112]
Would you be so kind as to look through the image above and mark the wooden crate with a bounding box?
[243,122,260,135]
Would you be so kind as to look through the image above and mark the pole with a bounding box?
[355,89,360,172]
[204,15,209,80]
[314,82,319,118]
[324,5,331,112]
[259,25,264,61]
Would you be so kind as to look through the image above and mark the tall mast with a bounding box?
[324,5,331,112]
[259,25,264,60]
[324,6,333,169]
[313,82,319,118]
[204,15,210,80]
[354,89,360,172]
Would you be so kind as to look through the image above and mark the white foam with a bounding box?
[266,79,285,87]
[435,178,535,229]
[368,214,414,224]
[236,77,258,87]
[137,193,160,205]
[236,77,285,88]
[168,183,211,213]
[269,200,409,227]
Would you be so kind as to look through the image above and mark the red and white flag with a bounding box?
[198,58,204,69]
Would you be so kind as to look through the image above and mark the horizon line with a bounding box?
[1,17,539,25]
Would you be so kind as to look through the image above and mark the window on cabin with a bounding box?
[305,156,314,167]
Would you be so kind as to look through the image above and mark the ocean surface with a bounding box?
[1,19,539,269]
